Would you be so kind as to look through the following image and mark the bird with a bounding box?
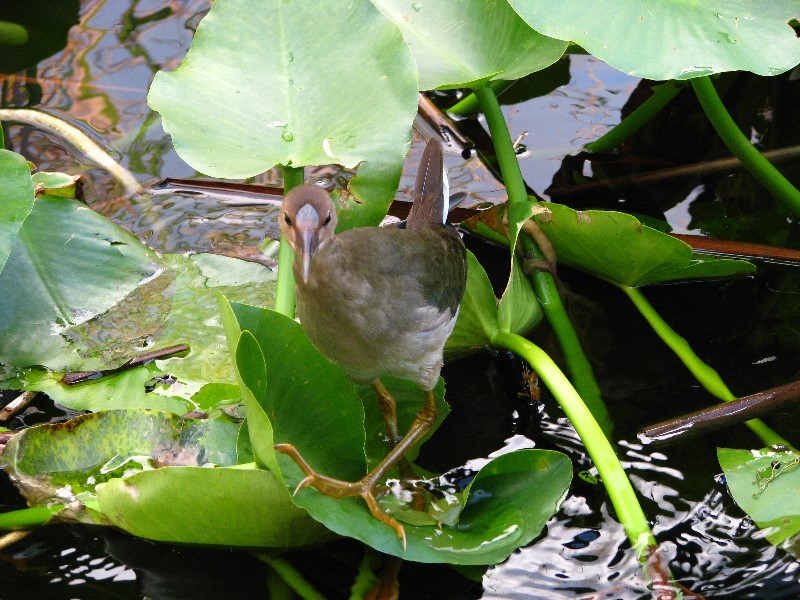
[275,138,467,546]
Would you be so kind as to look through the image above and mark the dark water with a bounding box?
[2,1,800,598]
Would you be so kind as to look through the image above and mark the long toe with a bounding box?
[274,442,407,546]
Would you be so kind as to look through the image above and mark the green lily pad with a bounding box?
[462,202,755,286]
[0,409,327,547]
[0,149,35,273]
[372,0,567,90]
[446,251,501,355]
[149,0,417,215]
[97,466,328,547]
[0,196,162,370]
[31,171,82,198]
[0,410,239,504]
[718,447,800,559]
[533,203,755,286]
[508,0,800,80]
[20,253,275,415]
[223,299,571,564]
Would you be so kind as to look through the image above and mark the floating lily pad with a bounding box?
[533,203,755,285]
[0,196,162,370]
[718,447,800,558]
[463,202,755,287]
[508,0,800,80]
[0,409,326,547]
[22,253,275,415]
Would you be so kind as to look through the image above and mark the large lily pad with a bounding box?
[463,202,755,287]
[223,299,571,564]
[718,447,800,559]
[0,149,34,273]
[372,0,567,90]
[508,0,800,80]
[148,0,417,214]
[0,196,162,370]
[23,253,275,415]
[0,409,327,547]
[533,203,755,285]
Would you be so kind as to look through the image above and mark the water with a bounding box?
[2,1,800,598]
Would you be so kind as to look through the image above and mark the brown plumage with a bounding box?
[276,139,467,546]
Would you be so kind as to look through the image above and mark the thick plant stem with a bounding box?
[273,166,305,317]
[474,84,610,432]
[586,81,683,153]
[0,505,63,530]
[491,331,655,551]
[691,76,800,218]
[621,285,791,448]
[448,80,514,116]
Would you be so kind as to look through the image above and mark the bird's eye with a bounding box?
[283,213,292,225]
[323,213,332,225]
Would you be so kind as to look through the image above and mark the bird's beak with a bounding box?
[295,204,320,284]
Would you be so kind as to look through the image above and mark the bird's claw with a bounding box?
[274,442,408,549]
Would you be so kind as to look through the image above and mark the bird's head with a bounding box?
[280,184,338,283]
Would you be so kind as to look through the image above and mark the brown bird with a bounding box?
[275,139,467,545]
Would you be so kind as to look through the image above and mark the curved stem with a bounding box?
[474,84,610,431]
[586,81,683,153]
[0,108,141,196]
[273,166,305,317]
[691,76,800,218]
[491,330,655,550]
[448,80,514,116]
[621,285,791,448]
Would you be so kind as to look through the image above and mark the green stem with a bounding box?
[691,76,800,218]
[474,84,610,432]
[448,80,514,116]
[273,166,305,317]
[586,81,683,153]
[0,504,63,530]
[492,330,655,551]
[259,556,326,600]
[621,285,790,448]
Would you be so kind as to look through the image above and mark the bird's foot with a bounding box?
[274,442,408,548]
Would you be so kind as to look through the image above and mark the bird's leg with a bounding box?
[373,379,401,444]
[275,389,438,548]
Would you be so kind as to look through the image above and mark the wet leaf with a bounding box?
[21,253,275,415]
[532,203,755,285]
[372,0,567,89]
[509,0,800,80]
[0,196,162,370]
[0,410,239,505]
[0,409,326,546]
[31,171,81,198]
[98,466,328,547]
[149,0,416,215]
[223,299,571,564]
[463,202,755,287]
[718,447,800,558]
